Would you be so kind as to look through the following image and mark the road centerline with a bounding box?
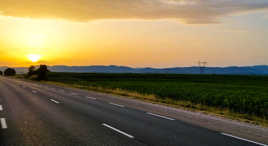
[146,112,175,121]
[102,123,134,139]
[109,102,125,108]
[221,133,267,146]
[49,99,60,104]
[0,118,8,129]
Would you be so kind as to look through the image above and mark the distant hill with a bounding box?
[1,65,268,75]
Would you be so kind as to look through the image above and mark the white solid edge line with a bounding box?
[86,96,96,100]
[102,123,134,139]
[146,112,175,121]
[109,102,125,108]
[221,133,267,146]
[0,105,2,111]
[0,118,7,129]
[50,99,60,104]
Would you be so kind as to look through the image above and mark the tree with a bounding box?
[0,71,2,76]
[4,68,16,76]
[36,65,49,80]
[27,65,36,77]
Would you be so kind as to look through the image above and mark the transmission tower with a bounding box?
[198,61,207,74]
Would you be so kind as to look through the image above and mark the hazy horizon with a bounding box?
[1,64,268,69]
[0,0,268,67]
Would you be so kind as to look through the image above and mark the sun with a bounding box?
[27,54,41,62]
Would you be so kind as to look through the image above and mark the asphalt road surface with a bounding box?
[0,77,266,146]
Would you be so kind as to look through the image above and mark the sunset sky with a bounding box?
[0,0,268,67]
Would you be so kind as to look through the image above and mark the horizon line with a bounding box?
[1,64,268,69]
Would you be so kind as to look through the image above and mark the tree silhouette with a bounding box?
[4,68,16,76]
[27,65,36,77]
[36,65,50,80]
[0,71,2,76]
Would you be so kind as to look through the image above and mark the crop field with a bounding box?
[46,72,268,119]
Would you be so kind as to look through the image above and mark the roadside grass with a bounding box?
[32,72,268,126]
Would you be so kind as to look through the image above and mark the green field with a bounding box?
[46,72,268,121]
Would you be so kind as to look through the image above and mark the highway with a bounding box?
[0,77,266,146]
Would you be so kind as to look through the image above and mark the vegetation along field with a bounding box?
[45,72,268,123]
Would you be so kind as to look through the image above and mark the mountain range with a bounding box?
[2,65,268,75]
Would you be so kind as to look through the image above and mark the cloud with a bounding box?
[0,0,268,23]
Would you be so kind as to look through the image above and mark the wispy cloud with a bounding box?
[0,0,268,23]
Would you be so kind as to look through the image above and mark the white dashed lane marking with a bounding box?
[49,99,60,104]
[0,118,7,129]
[109,102,125,108]
[86,96,96,100]
[102,123,134,139]
[146,112,175,121]
[221,133,267,146]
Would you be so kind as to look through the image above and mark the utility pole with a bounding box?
[198,61,207,74]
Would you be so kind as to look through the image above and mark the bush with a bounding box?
[4,68,16,76]
[27,65,50,80]
[27,66,36,77]
[36,65,49,80]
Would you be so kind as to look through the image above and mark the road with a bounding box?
[0,77,266,146]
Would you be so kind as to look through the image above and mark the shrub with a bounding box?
[27,65,50,80]
[4,68,16,76]
[27,65,36,77]
[36,65,50,80]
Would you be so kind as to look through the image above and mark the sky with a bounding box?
[0,0,268,67]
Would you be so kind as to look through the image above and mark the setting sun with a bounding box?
[27,54,41,63]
